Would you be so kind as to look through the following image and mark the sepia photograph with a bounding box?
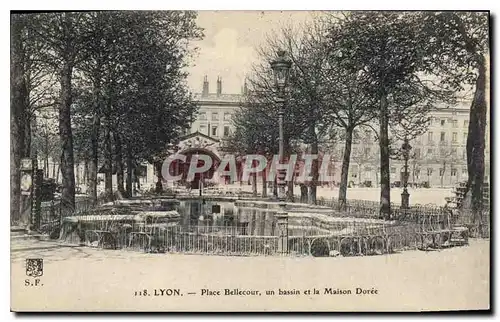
[9,10,490,312]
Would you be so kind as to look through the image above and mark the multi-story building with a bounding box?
[188,76,242,140]
[37,76,488,191]
[172,77,485,188]
[333,100,474,188]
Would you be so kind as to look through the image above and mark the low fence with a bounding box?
[38,198,101,238]
[58,209,469,257]
[293,195,490,239]
[60,219,281,256]
[450,208,490,238]
[35,190,487,257]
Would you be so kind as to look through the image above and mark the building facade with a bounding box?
[172,77,488,188]
[188,76,242,140]
[36,76,489,191]
[329,101,477,188]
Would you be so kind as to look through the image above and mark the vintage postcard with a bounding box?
[10,10,490,312]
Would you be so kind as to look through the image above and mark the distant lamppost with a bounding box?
[270,49,292,201]
[401,137,412,209]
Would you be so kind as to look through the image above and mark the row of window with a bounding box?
[351,166,467,178]
[342,146,465,159]
[419,147,465,158]
[199,124,231,137]
[389,167,466,177]
[426,131,467,143]
[198,111,231,121]
[430,118,468,127]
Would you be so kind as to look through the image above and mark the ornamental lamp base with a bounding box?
[401,190,410,209]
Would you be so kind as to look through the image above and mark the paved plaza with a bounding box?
[11,237,489,311]
[10,187,488,311]
[215,185,455,206]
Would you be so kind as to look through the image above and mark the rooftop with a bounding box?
[193,93,243,103]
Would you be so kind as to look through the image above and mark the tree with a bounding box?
[349,128,378,187]
[111,11,202,196]
[10,15,27,225]
[419,12,489,219]
[320,43,378,207]
[73,11,114,203]
[11,13,59,225]
[26,12,93,212]
[31,111,60,178]
[328,12,457,218]
[14,11,202,216]
[409,149,423,187]
[226,89,279,197]
[278,22,335,204]
[21,20,59,158]
[71,11,202,200]
[230,21,351,203]
[227,32,311,200]
[387,90,433,189]
[438,143,461,188]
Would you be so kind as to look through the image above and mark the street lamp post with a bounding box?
[401,137,412,209]
[270,49,292,201]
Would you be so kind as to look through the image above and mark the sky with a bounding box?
[186,11,315,95]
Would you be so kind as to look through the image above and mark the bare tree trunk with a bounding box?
[135,168,141,190]
[412,163,416,185]
[126,146,133,197]
[300,184,308,203]
[464,54,487,225]
[287,177,294,202]
[308,130,319,205]
[338,127,354,209]
[10,16,27,225]
[261,166,267,198]
[44,157,49,178]
[83,159,89,184]
[252,172,257,197]
[379,94,391,219]
[58,60,76,212]
[88,78,101,205]
[114,132,125,198]
[56,163,60,183]
[103,96,113,200]
[23,114,32,158]
[75,162,80,186]
[44,133,49,176]
[440,162,445,188]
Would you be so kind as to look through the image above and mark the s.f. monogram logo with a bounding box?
[26,258,43,277]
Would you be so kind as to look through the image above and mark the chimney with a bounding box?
[202,75,209,97]
[216,76,222,97]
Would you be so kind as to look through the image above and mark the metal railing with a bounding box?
[34,188,485,257]
[58,210,470,257]
[38,197,103,238]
